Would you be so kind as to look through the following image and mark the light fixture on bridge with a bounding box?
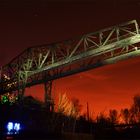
[135,47,138,50]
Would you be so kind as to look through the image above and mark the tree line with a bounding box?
[96,94,140,126]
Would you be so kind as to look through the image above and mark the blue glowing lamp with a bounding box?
[14,123,20,132]
[7,122,14,134]
[7,122,21,135]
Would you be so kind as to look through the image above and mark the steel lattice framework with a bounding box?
[1,20,140,98]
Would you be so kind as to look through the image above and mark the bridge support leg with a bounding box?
[18,88,25,104]
[44,81,54,112]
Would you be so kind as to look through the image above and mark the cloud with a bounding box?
[79,72,109,81]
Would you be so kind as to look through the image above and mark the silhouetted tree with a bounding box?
[96,112,110,127]
[109,109,119,124]
[130,95,140,123]
[71,98,82,118]
[120,108,130,124]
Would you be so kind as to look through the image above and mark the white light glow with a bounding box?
[135,47,138,50]
[7,122,21,135]
[14,123,20,131]
[7,122,13,134]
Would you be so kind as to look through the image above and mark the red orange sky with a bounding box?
[25,56,140,116]
[1,0,140,116]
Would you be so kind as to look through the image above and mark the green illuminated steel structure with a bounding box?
[0,20,140,109]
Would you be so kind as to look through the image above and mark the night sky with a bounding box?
[1,0,140,116]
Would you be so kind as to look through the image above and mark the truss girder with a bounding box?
[0,20,140,95]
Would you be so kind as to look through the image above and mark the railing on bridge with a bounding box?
[0,20,140,97]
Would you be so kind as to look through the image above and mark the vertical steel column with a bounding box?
[44,81,54,112]
[18,88,25,104]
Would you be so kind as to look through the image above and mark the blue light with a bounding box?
[7,122,14,134]
[7,122,13,131]
[14,123,20,131]
[7,122,21,135]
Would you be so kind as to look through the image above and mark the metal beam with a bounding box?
[1,20,140,96]
[28,35,140,77]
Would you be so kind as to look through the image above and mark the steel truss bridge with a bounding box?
[1,20,140,109]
